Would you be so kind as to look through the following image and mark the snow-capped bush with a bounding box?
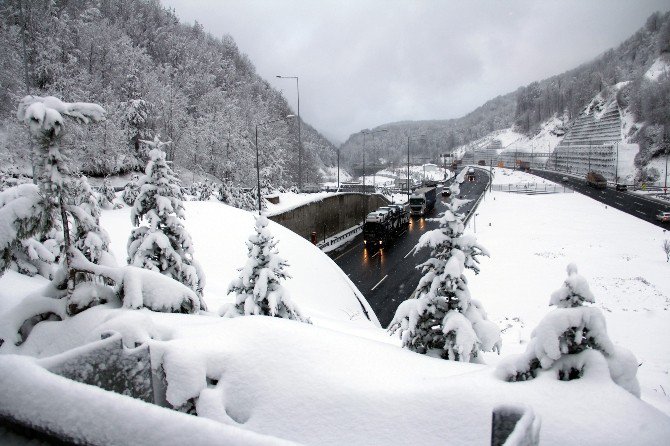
[188,182,215,201]
[221,213,309,322]
[217,182,257,211]
[389,177,500,362]
[98,178,116,209]
[122,174,140,206]
[127,142,206,302]
[0,184,54,278]
[495,264,641,397]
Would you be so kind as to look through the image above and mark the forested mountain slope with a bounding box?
[340,11,670,171]
[0,0,336,187]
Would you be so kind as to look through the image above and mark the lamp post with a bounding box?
[406,134,427,203]
[615,141,619,185]
[337,146,341,191]
[665,147,669,192]
[255,115,295,213]
[360,128,388,194]
[276,75,302,190]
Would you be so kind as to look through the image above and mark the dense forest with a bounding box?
[0,0,337,188]
[340,11,670,170]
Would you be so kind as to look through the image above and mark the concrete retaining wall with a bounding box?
[269,193,390,242]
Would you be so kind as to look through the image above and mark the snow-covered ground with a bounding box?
[645,56,669,82]
[1,171,670,443]
[469,169,670,415]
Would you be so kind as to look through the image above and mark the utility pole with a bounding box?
[665,147,669,192]
[489,158,492,192]
[337,147,340,190]
[615,141,619,185]
[407,136,410,203]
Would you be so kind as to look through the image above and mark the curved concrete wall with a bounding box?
[269,193,390,242]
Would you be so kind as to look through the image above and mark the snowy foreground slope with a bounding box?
[102,201,380,328]
[1,191,670,444]
[473,168,670,414]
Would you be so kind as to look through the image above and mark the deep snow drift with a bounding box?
[1,178,670,444]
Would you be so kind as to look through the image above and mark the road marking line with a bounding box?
[636,202,644,207]
[333,242,360,261]
[371,275,388,291]
[635,210,646,216]
[404,248,415,259]
[614,202,624,207]
[371,251,380,259]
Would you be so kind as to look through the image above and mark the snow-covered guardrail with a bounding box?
[316,224,362,253]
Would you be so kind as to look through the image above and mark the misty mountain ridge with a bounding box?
[340,11,670,179]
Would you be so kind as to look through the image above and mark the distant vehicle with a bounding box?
[423,180,438,187]
[561,176,569,182]
[442,188,451,197]
[363,204,409,247]
[477,160,486,166]
[586,171,607,189]
[656,211,670,223]
[409,187,437,216]
[518,161,531,172]
[615,184,628,191]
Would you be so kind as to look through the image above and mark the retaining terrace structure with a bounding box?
[268,193,390,243]
[550,101,622,182]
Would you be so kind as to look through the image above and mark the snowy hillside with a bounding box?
[100,201,379,328]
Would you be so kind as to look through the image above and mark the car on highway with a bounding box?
[615,184,628,191]
[656,211,670,223]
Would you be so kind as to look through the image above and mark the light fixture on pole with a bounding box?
[360,128,388,194]
[406,134,427,203]
[255,114,295,213]
[276,75,302,190]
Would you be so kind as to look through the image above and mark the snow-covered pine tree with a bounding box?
[389,179,501,362]
[127,139,206,306]
[65,175,117,312]
[122,174,140,206]
[16,95,106,301]
[222,213,308,322]
[496,263,641,397]
[0,184,54,277]
[99,178,116,208]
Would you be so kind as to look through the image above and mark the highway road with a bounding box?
[332,168,490,328]
[531,169,670,229]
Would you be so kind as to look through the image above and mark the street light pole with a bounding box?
[276,75,301,190]
[255,115,295,213]
[407,136,410,203]
[615,141,619,184]
[337,147,340,191]
[360,128,387,194]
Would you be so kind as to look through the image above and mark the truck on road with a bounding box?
[586,171,607,189]
[363,204,409,248]
[409,187,437,216]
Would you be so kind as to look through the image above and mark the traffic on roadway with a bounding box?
[531,169,670,229]
[332,168,490,328]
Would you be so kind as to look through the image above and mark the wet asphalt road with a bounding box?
[332,169,490,328]
[531,169,670,229]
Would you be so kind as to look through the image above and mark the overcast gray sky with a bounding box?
[163,0,669,144]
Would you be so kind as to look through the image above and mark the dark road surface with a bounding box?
[332,168,490,328]
[531,169,670,229]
